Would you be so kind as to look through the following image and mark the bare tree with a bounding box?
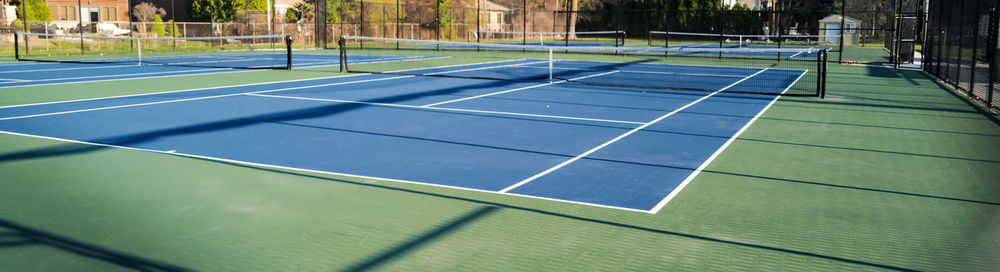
[133,2,166,22]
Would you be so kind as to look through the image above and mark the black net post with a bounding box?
[823,49,828,98]
[286,35,293,70]
[13,32,19,61]
[817,47,822,97]
[339,37,346,72]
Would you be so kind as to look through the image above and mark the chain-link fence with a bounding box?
[924,0,999,110]
[318,0,918,66]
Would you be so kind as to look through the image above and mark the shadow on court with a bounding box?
[0,218,193,272]
[170,155,929,272]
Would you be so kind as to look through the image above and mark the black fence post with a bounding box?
[361,0,365,49]
[396,0,401,49]
[837,0,845,63]
[315,0,327,48]
[435,0,440,50]
[988,8,999,109]
[969,0,983,98]
[955,0,967,94]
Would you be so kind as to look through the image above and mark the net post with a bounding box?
[286,35,293,70]
[13,32,19,61]
[548,48,553,81]
[816,48,822,97]
[137,37,143,66]
[339,37,346,73]
[822,49,828,99]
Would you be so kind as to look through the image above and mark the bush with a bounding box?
[166,19,180,37]
[285,7,299,23]
[151,15,166,37]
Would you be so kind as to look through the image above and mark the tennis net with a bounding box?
[338,36,827,97]
[648,31,838,50]
[14,32,293,69]
[469,30,626,47]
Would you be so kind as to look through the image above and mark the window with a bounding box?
[847,23,857,33]
[61,6,77,21]
[102,7,118,21]
[102,7,117,21]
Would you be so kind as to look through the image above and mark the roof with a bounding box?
[476,0,510,11]
[819,14,861,24]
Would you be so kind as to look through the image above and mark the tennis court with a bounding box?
[0,57,809,212]
[1,2,998,270]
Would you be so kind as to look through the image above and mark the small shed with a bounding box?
[818,14,861,45]
[479,0,510,32]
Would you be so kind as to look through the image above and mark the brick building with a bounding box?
[45,0,129,23]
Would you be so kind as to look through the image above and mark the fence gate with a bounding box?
[891,0,923,68]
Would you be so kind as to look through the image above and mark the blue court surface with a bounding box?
[0,53,436,88]
[0,58,806,212]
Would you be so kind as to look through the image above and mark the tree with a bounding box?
[291,1,313,23]
[285,7,299,23]
[150,15,166,37]
[188,0,268,22]
[435,0,454,28]
[15,0,53,22]
[134,2,167,22]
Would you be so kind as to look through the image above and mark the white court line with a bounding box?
[0,55,447,89]
[0,129,653,213]
[0,78,29,83]
[0,57,515,110]
[246,93,645,125]
[421,71,621,107]
[518,65,748,78]
[0,68,231,89]
[556,58,806,72]
[0,75,414,121]
[0,58,535,119]
[498,68,770,194]
[0,64,140,74]
[648,69,806,214]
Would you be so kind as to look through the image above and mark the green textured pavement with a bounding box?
[0,51,997,271]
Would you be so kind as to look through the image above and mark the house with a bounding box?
[477,0,509,32]
[46,0,128,24]
[818,14,860,45]
[2,0,16,25]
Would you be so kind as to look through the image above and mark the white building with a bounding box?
[722,0,763,10]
